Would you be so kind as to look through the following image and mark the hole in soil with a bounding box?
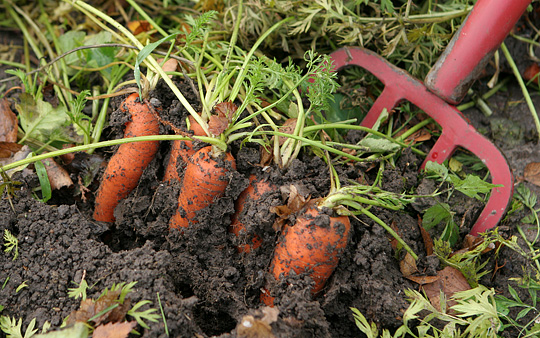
[193,305,236,336]
[174,281,195,298]
[100,228,145,252]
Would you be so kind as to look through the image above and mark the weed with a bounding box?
[3,230,18,261]
[0,317,38,338]
[15,282,28,293]
[353,286,501,338]
[496,276,540,335]
[67,279,89,301]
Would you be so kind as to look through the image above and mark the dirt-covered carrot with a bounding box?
[229,175,276,253]
[163,115,206,182]
[93,93,160,222]
[169,146,236,229]
[260,204,351,306]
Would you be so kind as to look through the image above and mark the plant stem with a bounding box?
[500,42,540,140]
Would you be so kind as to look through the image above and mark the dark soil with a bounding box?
[2,31,540,338]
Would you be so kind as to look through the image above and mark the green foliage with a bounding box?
[3,229,19,260]
[127,300,160,329]
[433,230,503,288]
[67,279,89,301]
[33,160,51,203]
[352,286,501,338]
[423,203,459,246]
[424,161,502,202]
[0,317,38,338]
[66,91,92,145]
[495,276,540,336]
[225,0,475,77]
[15,93,75,145]
[16,281,28,293]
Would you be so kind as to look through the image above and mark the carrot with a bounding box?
[163,115,206,182]
[169,146,236,229]
[93,93,160,222]
[260,204,351,306]
[229,175,276,253]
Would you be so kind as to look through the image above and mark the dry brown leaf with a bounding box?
[0,142,23,158]
[277,118,297,146]
[0,98,17,142]
[422,266,470,311]
[259,145,273,167]
[524,162,540,187]
[215,102,238,120]
[42,158,73,190]
[127,20,153,35]
[418,216,434,256]
[270,185,311,231]
[405,275,439,285]
[404,128,431,144]
[208,115,229,136]
[156,58,178,79]
[399,252,418,277]
[67,290,130,326]
[389,220,401,251]
[93,321,136,338]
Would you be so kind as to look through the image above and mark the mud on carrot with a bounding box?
[93,93,160,222]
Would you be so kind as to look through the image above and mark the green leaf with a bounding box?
[358,135,400,153]
[424,161,448,180]
[380,0,395,13]
[350,308,377,338]
[57,31,86,74]
[422,203,452,230]
[34,160,52,203]
[515,183,537,209]
[128,300,160,329]
[135,33,180,93]
[16,93,72,144]
[449,174,501,201]
[507,284,522,303]
[33,322,88,338]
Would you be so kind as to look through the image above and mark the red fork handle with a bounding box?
[425,0,532,104]
[329,47,514,236]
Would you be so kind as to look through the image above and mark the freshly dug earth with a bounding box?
[1,77,539,337]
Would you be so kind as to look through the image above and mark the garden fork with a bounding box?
[329,0,531,236]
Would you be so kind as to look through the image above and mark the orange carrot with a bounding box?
[260,204,351,306]
[163,115,206,182]
[169,146,236,229]
[229,175,276,253]
[93,93,160,222]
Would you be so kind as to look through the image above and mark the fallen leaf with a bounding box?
[404,128,431,144]
[405,275,439,285]
[127,20,153,35]
[422,266,470,311]
[277,119,297,146]
[399,252,417,277]
[271,185,311,231]
[214,102,237,120]
[0,98,17,142]
[93,322,136,338]
[67,290,131,325]
[523,63,540,84]
[0,145,32,176]
[261,306,279,324]
[524,162,540,186]
[156,58,178,79]
[0,142,23,158]
[208,115,229,136]
[259,145,273,167]
[42,158,73,190]
[418,216,434,256]
[237,315,275,338]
